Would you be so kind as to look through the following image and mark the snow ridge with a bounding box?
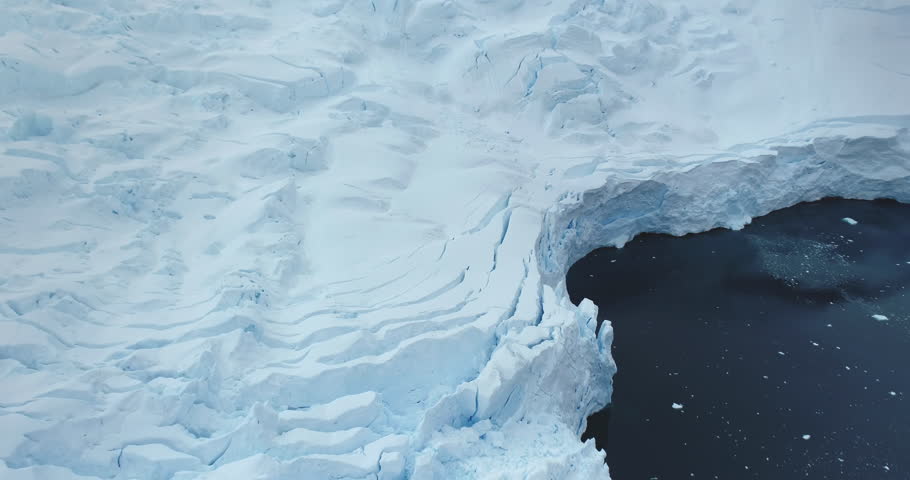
[1,0,909,479]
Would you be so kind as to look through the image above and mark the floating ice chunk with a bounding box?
[872,314,889,321]
[890,391,897,396]
[672,403,684,410]
[802,434,811,440]
[842,217,859,225]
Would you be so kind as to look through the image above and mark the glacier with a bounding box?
[1,0,909,478]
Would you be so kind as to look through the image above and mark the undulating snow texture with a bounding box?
[1,0,909,478]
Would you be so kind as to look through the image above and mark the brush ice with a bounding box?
[842,217,859,225]
[1,0,910,479]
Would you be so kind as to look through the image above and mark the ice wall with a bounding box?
[1,0,909,478]
[540,133,910,282]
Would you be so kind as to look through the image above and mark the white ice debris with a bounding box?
[842,217,859,225]
[873,314,890,321]
[1,1,910,479]
[802,435,812,440]
[672,403,685,410]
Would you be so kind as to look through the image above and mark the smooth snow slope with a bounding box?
[1,1,909,478]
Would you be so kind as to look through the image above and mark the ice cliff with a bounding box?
[1,0,909,478]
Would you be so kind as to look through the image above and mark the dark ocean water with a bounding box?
[567,198,910,480]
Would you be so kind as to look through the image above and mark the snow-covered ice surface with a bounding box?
[1,1,909,478]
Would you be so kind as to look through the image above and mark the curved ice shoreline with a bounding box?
[414,130,910,478]
[1,1,910,478]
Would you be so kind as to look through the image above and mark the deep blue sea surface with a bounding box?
[568,198,910,479]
